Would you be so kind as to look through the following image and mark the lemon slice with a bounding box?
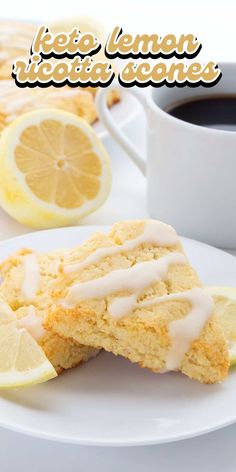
[205,286,236,365]
[0,298,57,388]
[0,109,111,228]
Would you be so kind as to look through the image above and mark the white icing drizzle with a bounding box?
[63,252,187,311]
[64,220,179,273]
[17,305,45,341]
[137,288,214,371]
[109,295,137,319]
[22,254,40,300]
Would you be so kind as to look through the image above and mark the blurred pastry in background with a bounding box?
[45,219,229,384]
[0,247,99,373]
[0,81,98,126]
[50,17,120,106]
[0,17,120,131]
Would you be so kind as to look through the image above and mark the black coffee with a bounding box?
[166,95,236,131]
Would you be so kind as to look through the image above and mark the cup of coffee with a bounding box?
[96,63,236,248]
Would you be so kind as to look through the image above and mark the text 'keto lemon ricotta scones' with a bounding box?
[45,219,229,383]
[0,248,99,373]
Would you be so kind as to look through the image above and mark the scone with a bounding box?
[0,248,99,373]
[45,219,229,383]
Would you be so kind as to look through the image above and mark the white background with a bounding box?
[1,1,236,470]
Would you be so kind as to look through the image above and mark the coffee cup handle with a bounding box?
[96,84,147,175]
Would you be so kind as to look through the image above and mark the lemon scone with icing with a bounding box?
[0,248,99,373]
[44,219,229,384]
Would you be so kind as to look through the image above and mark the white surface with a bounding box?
[0,226,236,447]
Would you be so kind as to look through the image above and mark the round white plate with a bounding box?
[0,226,236,446]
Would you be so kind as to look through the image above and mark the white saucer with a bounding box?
[0,226,236,446]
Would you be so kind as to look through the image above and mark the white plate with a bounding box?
[0,226,236,447]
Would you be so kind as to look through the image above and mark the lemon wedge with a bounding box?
[0,109,111,228]
[0,297,57,388]
[205,286,236,365]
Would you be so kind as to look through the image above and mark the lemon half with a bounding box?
[0,109,111,228]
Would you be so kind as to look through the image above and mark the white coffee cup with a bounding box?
[96,63,236,249]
